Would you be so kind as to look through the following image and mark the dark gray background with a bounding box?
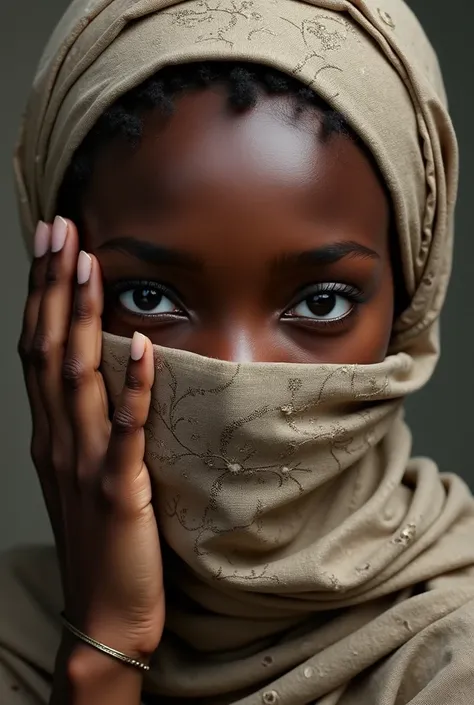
[1,1,472,552]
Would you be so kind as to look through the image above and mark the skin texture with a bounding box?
[20,219,164,705]
[19,86,396,704]
[81,87,395,364]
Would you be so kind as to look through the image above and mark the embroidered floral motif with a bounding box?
[101,311,400,584]
[159,0,360,91]
[165,0,265,47]
[279,13,355,85]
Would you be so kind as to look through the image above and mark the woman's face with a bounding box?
[80,88,394,364]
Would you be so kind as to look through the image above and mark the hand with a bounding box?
[18,218,165,661]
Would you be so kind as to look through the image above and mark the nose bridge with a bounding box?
[191,260,269,362]
[207,323,261,363]
[196,314,272,363]
[226,328,258,363]
[191,253,283,362]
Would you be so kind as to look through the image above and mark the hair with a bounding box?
[57,59,407,314]
[57,60,356,225]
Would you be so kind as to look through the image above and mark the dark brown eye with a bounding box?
[119,285,180,315]
[306,293,338,317]
[133,287,162,311]
[287,289,354,321]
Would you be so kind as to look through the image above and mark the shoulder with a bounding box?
[396,594,474,702]
[349,585,474,705]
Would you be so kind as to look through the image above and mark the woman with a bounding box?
[1,0,473,703]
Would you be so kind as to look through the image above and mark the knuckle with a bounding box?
[112,405,139,436]
[125,368,145,393]
[31,333,52,369]
[17,336,30,364]
[73,297,94,325]
[99,474,138,516]
[99,474,118,508]
[45,258,62,286]
[30,438,48,469]
[62,356,87,390]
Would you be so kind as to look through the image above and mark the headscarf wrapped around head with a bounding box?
[13,2,474,705]
[15,0,458,362]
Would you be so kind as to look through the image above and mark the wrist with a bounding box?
[66,640,148,683]
[50,635,145,705]
[60,612,153,669]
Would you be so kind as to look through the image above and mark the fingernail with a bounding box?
[131,332,146,361]
[77,251,92,285]
[34,221,50,258]
[51,216,68,253]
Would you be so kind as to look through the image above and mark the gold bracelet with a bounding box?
[60,612,151,672]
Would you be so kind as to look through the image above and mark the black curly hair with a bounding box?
[57,59,407,314]
[57,60,357,225]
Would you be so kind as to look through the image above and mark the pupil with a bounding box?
[307,292,335,317]
[133,287,162,311]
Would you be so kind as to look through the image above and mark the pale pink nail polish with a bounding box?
[34,221,50,258]
[51,216,68,253]
[131,332,146,361]
[77,251,92,285]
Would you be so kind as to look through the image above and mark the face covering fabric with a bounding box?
[3,1,474,704]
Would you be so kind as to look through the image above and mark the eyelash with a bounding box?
[289,281,363,302]
[108,280,366,325]
[282,282,367,333]
[109,280,186,320]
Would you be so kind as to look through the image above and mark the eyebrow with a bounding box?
[97,236,203,270]
[271,240,379,271]
[97,236,379,270]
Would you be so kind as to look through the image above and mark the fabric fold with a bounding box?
[9,0,474,703]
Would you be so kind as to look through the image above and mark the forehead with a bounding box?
[84,88,390,254]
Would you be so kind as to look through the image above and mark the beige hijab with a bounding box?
[10,1,474,704]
